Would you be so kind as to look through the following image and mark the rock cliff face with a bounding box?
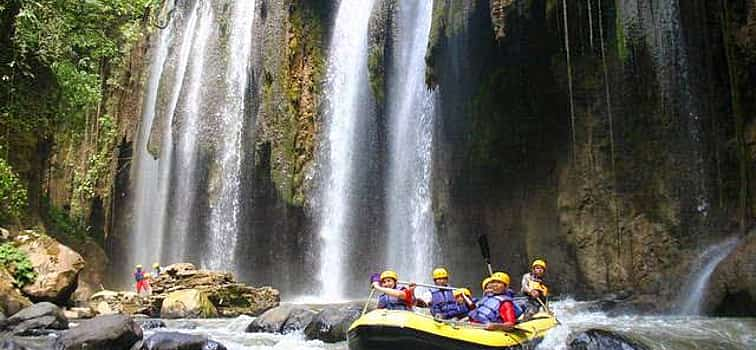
[425,0,755,300]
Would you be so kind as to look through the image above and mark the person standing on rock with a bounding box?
[152,262,161,276]
[134,264,147,294]
[372,270,416,311]
[521,259,549,316]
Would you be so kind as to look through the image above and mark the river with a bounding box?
[144,299,755,350]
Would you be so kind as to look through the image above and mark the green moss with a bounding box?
[266,0,328,206]
[368,46,385,104]
[0,243,37,287]
[614,7,629,62]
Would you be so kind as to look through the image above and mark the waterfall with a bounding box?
[562,0,577,164]
[385,1,437,281]
[126,0,257,280]
[678,237,740,315]
[204,0,256,271]
[317,0,375,299]
[127,6,175,273]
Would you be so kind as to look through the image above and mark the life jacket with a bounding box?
[134,270,144,282]
[378,287,410,311]
[469,293,518,323]
[430,288,457,315]
[525,273,549,296]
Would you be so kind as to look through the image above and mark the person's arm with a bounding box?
[500,301,516,327]
[521,274,531,294]
[371,282,405,298]
[402,287,415,306]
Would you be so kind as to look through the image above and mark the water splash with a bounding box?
[385,1,437,281]
[678,237,740,315]
[317,0,375,299]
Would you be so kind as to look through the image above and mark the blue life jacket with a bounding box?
[469,293,514,323]
[378,287,410,311]
[430,288,456,316]
[134,270,144,282]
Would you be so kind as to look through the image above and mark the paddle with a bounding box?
[397,280,457,291]
[477,233,494,276]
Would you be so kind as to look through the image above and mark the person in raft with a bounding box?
[468,273,518,330]
[371,270,416,310]
[521,259,549,315]
[445,288,476,320]
[134,264,147,293]
[429,267,460,319]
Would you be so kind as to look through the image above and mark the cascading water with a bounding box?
[127,18,172,271]
[204,0,256,271]
[128,0,201,273]
[677,237,740,315]
[385,0,437,281]
[126,0,257,279]
[317,0,375,299]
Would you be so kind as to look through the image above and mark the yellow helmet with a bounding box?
[532,259,547,270]
[380,270,398,281]
[136,264,143,269]
[453,288,472,297]
[481,277,493,290]
[152,262,160,268]
[491,272,511,286]
[432,267,449,280]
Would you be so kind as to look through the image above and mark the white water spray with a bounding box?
[678,237,740,315]
[317,0,375,299]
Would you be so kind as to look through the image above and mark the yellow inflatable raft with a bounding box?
[347,309,558,350]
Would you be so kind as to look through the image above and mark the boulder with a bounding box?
[569,329,650,350]
[139,332,226,350]
[14,232,85,303]
[245,304,315,334]
[0,268,32,317]
[0,302,68,336]
[704,232,756,316]
[150,263,279,317]
[54,314,142,350]
[160,289,217,319]
[282,307,317,334]
[71,240,108,304]
[0,227,9,241]
[304,305,362,343]
[89,290,153,316]
[63,307,95,319]
[137,319,166,330]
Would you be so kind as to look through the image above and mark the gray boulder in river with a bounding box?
[53,314,142,350]
[304,305,363,343]
[139,332,226,350]
[0,302,68,336]
[246,304,316,334]
[569,329,650,350]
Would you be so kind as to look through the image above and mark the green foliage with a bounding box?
[0,243,37,287]
[2,0,151,137]
[0,154,28,222]
[46,201,90,245]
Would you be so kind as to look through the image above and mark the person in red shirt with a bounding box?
[371,270,416,310]
[468,273,517,330]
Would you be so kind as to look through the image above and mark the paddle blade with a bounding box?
[478,234,491,263]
